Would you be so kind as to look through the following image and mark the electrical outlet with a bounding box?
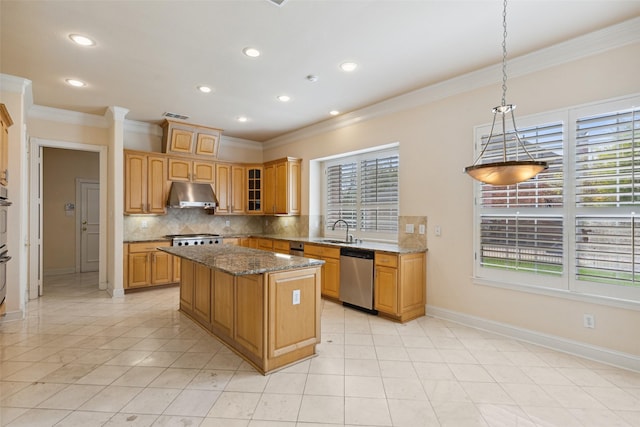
[435,225,442,236]
[405,224,414,233]
[419,224,426,234]
[225,220,230,227]
[583,314,595,329]
[141,220,148,229]
[292,289,301,305]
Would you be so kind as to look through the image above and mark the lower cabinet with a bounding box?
[178,259,321,373]
[124,241,179,290]
[374,251,426,322]
[304,244,340,300]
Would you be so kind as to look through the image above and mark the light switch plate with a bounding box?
[419,224,425,234]
[292,289,301,305]
[405,224,414,233]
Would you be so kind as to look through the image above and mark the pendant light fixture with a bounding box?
[465,0,548,186]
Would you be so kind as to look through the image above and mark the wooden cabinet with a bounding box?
[180,259,195,312]
[215,163,245,214]
[167,158,215,183]
[273,240,290,254]
[124,151,167,214]
[193,263,212,326]
[257,238,274,252]
[263,157,301,216]
[162,119,221,158]
[125,241,177,290]
[246,166,263,214]
[0,104,13,187]
[374,251,426,322]
[304,244,340,299]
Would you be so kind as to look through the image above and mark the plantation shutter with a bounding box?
[360,154,399,232]
[326,162,358,228]
[478,121,564,276]
[574,108,640,286]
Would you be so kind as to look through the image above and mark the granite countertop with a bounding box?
[260,235,427,254]
[125,235,427,254]
[159,245,324,276]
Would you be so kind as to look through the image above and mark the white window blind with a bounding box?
[325,149,399,237]
[574,108,640,287]
[474,97,640,303]
[360,155,399,232]
[477,121,565,279]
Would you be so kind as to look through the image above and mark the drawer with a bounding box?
[273,240,290,252]
[375,252,398,268]
[257,238,273,250]
[128,241,170,253]
[304,244,340,259]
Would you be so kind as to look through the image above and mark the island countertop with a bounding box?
[159,244,324,276]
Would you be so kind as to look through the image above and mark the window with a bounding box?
[474,95,640,304]
[325,148,399,240]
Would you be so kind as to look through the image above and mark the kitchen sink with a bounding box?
[319,239,349,244]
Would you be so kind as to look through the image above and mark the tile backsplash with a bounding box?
[125,211,427,249]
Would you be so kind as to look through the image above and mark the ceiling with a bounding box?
[1,0,639,142]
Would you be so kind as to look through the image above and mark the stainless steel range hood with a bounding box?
[167,182,218,210]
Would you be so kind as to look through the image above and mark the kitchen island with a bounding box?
[159,244,324,375]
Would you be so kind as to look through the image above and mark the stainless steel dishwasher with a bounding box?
[340,247,376,313]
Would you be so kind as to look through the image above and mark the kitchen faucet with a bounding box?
[332,219,351,242]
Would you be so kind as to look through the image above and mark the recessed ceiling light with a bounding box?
[243,47,261,58]
[69,34,95,46]
[65,78,86,87]
[329,110,340,116]
[237,116,248,123]
[340,62,358,72]
[306,74,319,82]
[277,95,290,102]
[197,85,212,93]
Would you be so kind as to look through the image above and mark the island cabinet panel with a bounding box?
[193,263,212,326]
[211,271,234,337]
[268,269,319,359]
[180,259,195,313]
[235,275,264,361]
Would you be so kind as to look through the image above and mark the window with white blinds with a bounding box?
[477,120,565,280]
[325,149,399,238]
[474,96,640,303]
[574,107,640,288]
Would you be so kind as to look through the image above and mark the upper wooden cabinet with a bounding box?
[263,157,301,216]
[246,165,263,214]
[162,119,222,158]
[215,163,245,214]
[124,150,167,214]
[167,158,215,183]
[0,104,13,187]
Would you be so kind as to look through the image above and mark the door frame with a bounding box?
[29,137,107,298]
[76,178,100,273]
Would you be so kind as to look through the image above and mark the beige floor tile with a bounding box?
[252,393,302,422]
[304,373,344,396]
[121,387,182,414]
[74,364,131,385]
[382,377,428,400]
[163,389,221,417]
[345,375,386,398]
[36,383,104,410]
[78,385,143,412]
[148,367,199,389]
[297,395,344,424]
[225,371,270,393]
[103,413,159,426]
[344,396,392,426]
[387,398,439,426]
[344,358,381,377]
[112,365,165,387]
[206,391,261,419]
[3,408,70,426]
[264,372,307,394]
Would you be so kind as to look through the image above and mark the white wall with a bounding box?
[263,43,640,359]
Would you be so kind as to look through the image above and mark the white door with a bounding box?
[80,181,99,272]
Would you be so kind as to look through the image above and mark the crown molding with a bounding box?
[124,119,163,136]
[220,135,263,151]
[29,105,108,128]
[0,73,33,111]
[264,16,640,149]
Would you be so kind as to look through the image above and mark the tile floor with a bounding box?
[1,272,639,427]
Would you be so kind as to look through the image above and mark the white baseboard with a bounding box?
[426,305,639,373]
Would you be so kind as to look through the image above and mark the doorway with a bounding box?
[29,139,107,299]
